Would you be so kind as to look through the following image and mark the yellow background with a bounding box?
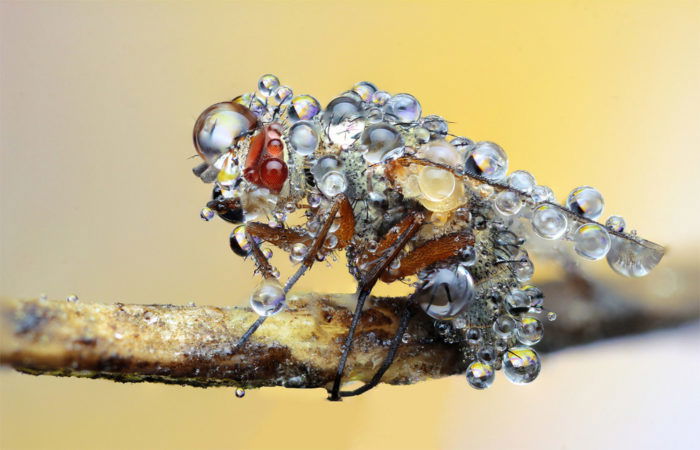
[1,1,699,449]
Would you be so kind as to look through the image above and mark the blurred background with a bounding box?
[1,1,698,449]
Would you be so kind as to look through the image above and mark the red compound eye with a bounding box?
[259,158,288,192]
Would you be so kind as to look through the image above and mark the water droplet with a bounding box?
[401,332,410,344]
[505,290,530,310]
[384,93,421,123]
[416,267,475,320]
[547,311,557,321]
[257,74,280,98]
[271,85,293,106]
[531,204,567,239]
[287,95,321,122]
[307,193,322,208]
[566,186,604,220]
[324,234,338,250]
[464,142,508,181]
[605,215,626,232]
[516,317,544,345]
[370,90,391,106]
[289,121,319,156]
[418,140,462,167]
[494,190,522,216]
[230,225,252,257]
[235,388,246,398]
[318,171,347,198]
[250,278,286,316]
[606,234,664,277]
[508,170,536,194]
[39,293,48,302]
[493,315,516,337]
[66,294,78,303]
[200,207,216,221]
[193,102,257,163]
[466,327,481,344]
[262,247,273,259]
[352,81,377,102]
[418,166,456,202]
[503,346,541,384]
[531,185,554,203]
[466,361,495,389]
[574,223,611,260]
[290,243,308,263]
[322,96,366,148]
[477,346,497,364]
[361,123,404,164]
[422,115,448,138]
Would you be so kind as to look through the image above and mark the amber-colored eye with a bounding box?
[192,102,257,163]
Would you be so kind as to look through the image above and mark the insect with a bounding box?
[191,74,664,400]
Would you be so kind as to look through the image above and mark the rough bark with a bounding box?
[1,272,697,391]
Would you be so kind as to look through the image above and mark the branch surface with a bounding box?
[1,272,697,391]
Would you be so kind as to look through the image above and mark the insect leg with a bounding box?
[329,211,424,401]
[339,300,413,397]
[283,193,354,292]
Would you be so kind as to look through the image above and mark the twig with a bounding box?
[1,273,697,391]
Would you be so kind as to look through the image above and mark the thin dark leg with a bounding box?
[329,211,424,401]
[339,302,413,397]
[233,194,349,351]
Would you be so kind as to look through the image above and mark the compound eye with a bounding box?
[193,102,257,163]
[259,158,288,192]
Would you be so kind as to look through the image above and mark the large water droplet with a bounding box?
[384,93,421,123]
[516,317,544,345]
[464,142,508,181]
[466,361,495,389]
[287,95,321,122]
[531,204,567,239]
[361,123,404,164]
[566,186,604,220]
[574,223,611,260]
[193,102,257,163]
[289,121,319,156]
[250,278,286,316]
[503,346,541,384]
[416,267,475,320]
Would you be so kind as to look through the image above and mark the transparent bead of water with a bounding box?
[307,193,322,208]
[272,85,293,106]
[66,294,79,303]
[370,90,391,106]
[493,315,516,337]
[516,317,544,345]
[322,96,366,148]
[289,121,319,156]
[513,256,534,283]
[494,190,522,216]
[200,207,216,221]
[531,204,567,239]
[422,115,448,138]
[574,223,611,260]
[413,127,430,144]
[606,215,626,232]
[384,93,422,123]
[416,266,475,320]
[318,171,348,198]
[477,346,497,365]
[352,81,377,102]
[466,327,481,344]
[606,235,664,277]
[235,388,245,398]
[464,141,508,181]
[233,93,267,117]
[360,123,403,164]
[257,74,280,97]
[290,243,308,263]
[418,140,462,167]
[450,136,475,158]
[522,285,544,308]
[287,94,321,122]
[262,247,273,259]
[547,311,557,321]
[466,361,495,390]
[567,186,604,220]
[503,346,541,384]
[505,290,530,310]
[531,185,554,203]
[324,234,338,250]
[508,170,536,194]
[250,278,286,316]
[193,102,257,163]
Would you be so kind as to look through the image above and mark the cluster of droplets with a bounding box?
[190,74,664,392]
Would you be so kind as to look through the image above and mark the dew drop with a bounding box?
[235,388,246,398]
[574,223,611,260]
[503,347,541,385]
[466,361,495,390]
